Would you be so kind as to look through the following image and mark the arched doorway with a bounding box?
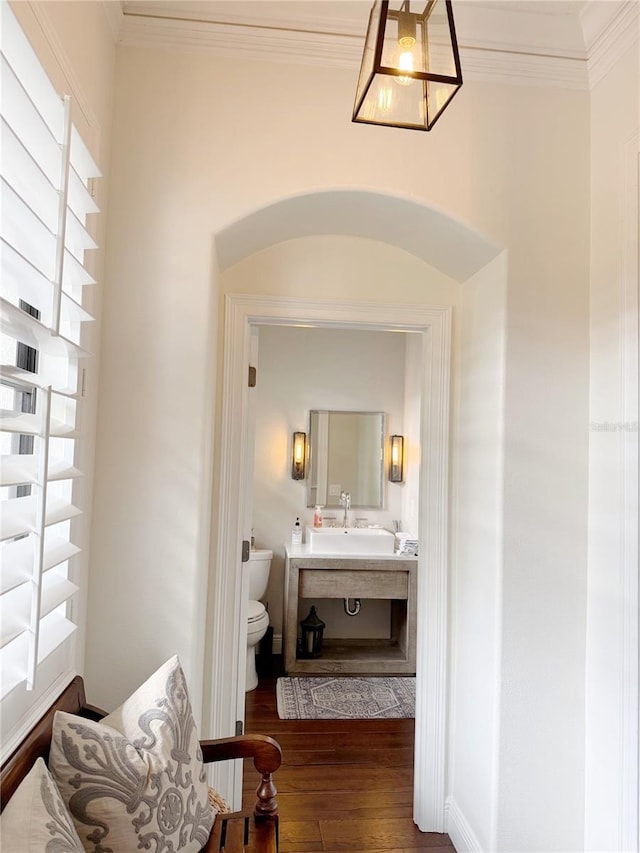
[205,190,501,832]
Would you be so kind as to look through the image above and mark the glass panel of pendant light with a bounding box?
[357,75,427,128]
[425,0,456,70]
[354,0,384,111]
[426,79,458,127]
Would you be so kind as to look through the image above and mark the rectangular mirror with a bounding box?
[307,410,385,509]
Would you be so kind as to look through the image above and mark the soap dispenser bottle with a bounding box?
[291,517,303,546]
[313,505,323,528]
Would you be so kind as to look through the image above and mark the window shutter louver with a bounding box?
[1,3,100,701]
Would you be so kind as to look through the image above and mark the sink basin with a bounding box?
[305,526,395,555]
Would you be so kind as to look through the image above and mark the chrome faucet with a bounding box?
[339,491,351,527]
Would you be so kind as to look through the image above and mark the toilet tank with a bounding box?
[248,549,272,600]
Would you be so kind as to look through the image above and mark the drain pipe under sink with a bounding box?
[343,598,361,616]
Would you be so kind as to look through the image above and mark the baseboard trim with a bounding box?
[445,797,484,853]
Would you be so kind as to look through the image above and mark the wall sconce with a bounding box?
[352,0,463,131]
[291,431,306,480]
[389,434,404,482]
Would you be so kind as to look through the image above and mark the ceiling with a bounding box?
[114,0,629,88]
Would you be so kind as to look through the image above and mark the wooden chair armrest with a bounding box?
[200,735,281,819]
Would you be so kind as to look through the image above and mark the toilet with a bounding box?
[245,548,272,692]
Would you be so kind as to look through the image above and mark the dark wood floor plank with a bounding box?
[270,765,415,795]
[279,747,414,767]
[275,791,413,822]
[271,731,414,750]
[243,657,455,853]
[400,848,456,853]
[318,847,404,853]
[319,818,452,851]
[246,717,415,735]
[279,820,323,844]
[277,790,413,812]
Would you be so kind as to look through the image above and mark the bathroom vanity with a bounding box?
[283,543,417,676]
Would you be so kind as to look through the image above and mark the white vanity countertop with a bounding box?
[285,544,417,560]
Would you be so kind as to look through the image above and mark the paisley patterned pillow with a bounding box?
[49,656,214,853]
[0,757,84,852]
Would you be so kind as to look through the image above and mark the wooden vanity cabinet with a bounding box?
[283,550,417,676]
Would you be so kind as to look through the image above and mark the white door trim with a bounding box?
[207,294,452,829]
[620,136,639,852]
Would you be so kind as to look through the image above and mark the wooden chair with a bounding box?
[0,676,281,853]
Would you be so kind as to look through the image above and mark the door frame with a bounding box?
[207,293,452,831]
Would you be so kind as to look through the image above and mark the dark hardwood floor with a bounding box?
[242,656,456,853]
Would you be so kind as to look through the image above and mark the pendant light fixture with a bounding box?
[353,0,463,131]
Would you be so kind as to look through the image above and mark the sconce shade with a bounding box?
[291,431,306,480]
[389,434,404,482]
[353,0,462,131]
[300,605,325,658]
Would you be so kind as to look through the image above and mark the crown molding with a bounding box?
[102,0,124,42]
[118,15,362,67]
[116,0,637,91]
[122,1,368,38]
[118,11,590,89]
[461,48,588,90]
[582,1,639,89]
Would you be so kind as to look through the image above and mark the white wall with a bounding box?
[585,32,639,852]
[85,45,220,714]
[494,89,591,853]
[448,253,507,853]
[90,39,591,850]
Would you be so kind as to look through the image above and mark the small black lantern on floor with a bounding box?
[300,606,325,658]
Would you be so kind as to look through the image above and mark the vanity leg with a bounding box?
[284,559,300,675]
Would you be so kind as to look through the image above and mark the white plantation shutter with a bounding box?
[0,3,99,700]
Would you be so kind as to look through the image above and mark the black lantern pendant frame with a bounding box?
[353,0,463,132]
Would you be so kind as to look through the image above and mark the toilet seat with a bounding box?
[248,600,266,623]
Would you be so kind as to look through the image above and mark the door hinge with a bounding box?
[241,540,250,562]
[248,365,256,388]
[235,720,243,736]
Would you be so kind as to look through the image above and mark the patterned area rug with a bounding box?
[276,676,415,720]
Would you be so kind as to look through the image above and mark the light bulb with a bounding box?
[396,35,416,85]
